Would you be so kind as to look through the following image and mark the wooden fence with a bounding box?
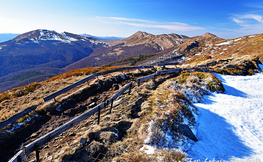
[136,73,156,86]
[158,62,179,67]
[43,74,95,102]
[156,68,181,75]
[8,81,133,162]
[44,66,154,102]
[7,65,182,162]
[1,66,153,131]
[0,105,37,130]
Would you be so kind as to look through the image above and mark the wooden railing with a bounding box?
[0,105,37,130]
[44,66,154,102]
[7,66,182,162]
[136,73,156,86]
[1,66,154,130]
[9,81,133,162]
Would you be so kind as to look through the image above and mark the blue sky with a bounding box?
[1,0,263,38]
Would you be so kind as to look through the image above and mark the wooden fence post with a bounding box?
[17,156,22,162]
[22,144,27,161]
[128,83,132,94]
[36,149,40,162]
[97,105,101,125]
[110,99,113,114]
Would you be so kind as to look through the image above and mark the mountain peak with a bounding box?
[131,31,151,38]
[202,32,217,38]
[11,29,94,43]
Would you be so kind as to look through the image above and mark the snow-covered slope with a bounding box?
[10,29,109,47]
[188,66,263,161]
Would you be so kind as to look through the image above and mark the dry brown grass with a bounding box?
[181,33,263,67]
[115,148,187,162]
[0,82,40,103]
[45,66,130,82]
[175,72,224,93]
[0,66,133,122]
[213,55,260,75]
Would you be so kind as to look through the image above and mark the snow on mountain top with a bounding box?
[188,72,263,160]
[37,29,78,43]
[10,29,110,47]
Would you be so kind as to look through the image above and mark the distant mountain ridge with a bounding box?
[0,29,110,91]
[81,34,124,41]
[64,31,190,71]
[0,29,109,77]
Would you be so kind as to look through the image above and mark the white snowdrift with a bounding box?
[187,70,263,161]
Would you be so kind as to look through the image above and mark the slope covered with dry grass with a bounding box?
[0,66,131,122]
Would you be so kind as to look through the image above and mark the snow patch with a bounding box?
[188,73,263,160]
[172,48,179,53]
[215,40,233,46]
[155,42,164,50]
[140,145,156,154]
[234,38,242,42]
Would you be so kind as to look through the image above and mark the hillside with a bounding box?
[64,31,190,71]
[0,29,109,91]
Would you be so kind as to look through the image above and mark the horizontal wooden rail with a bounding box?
[158,62,179,66]
[107,81,133,105]
[123,66,154,70]
[95,66,154,76]
[44,66,154,102]
[43,74,95,102]
[9,103,104,162]
[8,150,24,162]
[0,105,37,130]
[136,73,155,85]
[156,68,182,75]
